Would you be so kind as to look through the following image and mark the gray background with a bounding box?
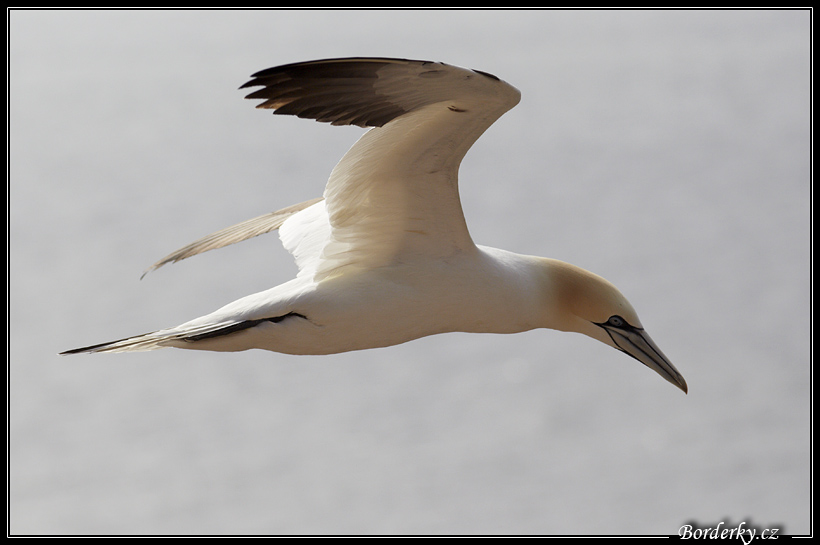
[10,9,810,536]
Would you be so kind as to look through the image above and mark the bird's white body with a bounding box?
[63,58,687,393]
[172,244,545,355]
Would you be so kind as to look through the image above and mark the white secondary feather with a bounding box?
[63,57,687,394]
[278,200,331,279]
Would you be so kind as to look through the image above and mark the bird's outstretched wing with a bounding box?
[243,57,521,279]
[145,58,521,280]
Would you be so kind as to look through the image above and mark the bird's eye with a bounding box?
[607,315,625,327]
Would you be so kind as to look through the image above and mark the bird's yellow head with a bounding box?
[538,258,687,393]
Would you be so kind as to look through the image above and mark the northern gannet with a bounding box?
[61,57,687,393]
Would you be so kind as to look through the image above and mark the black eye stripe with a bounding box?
[595,315,643,332]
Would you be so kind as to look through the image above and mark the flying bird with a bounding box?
[62,57,687,393]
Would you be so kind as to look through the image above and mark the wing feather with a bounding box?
[241,57,521,279]
[146,58,520,281]
[142,197,322,277]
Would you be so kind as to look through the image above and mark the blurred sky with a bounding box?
[9,9,811,536]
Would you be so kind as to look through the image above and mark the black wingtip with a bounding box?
[59,334,141,355]
[59,343,107,355]
[238,58,429,128]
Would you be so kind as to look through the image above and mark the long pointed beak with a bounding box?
[601,324,688,394]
